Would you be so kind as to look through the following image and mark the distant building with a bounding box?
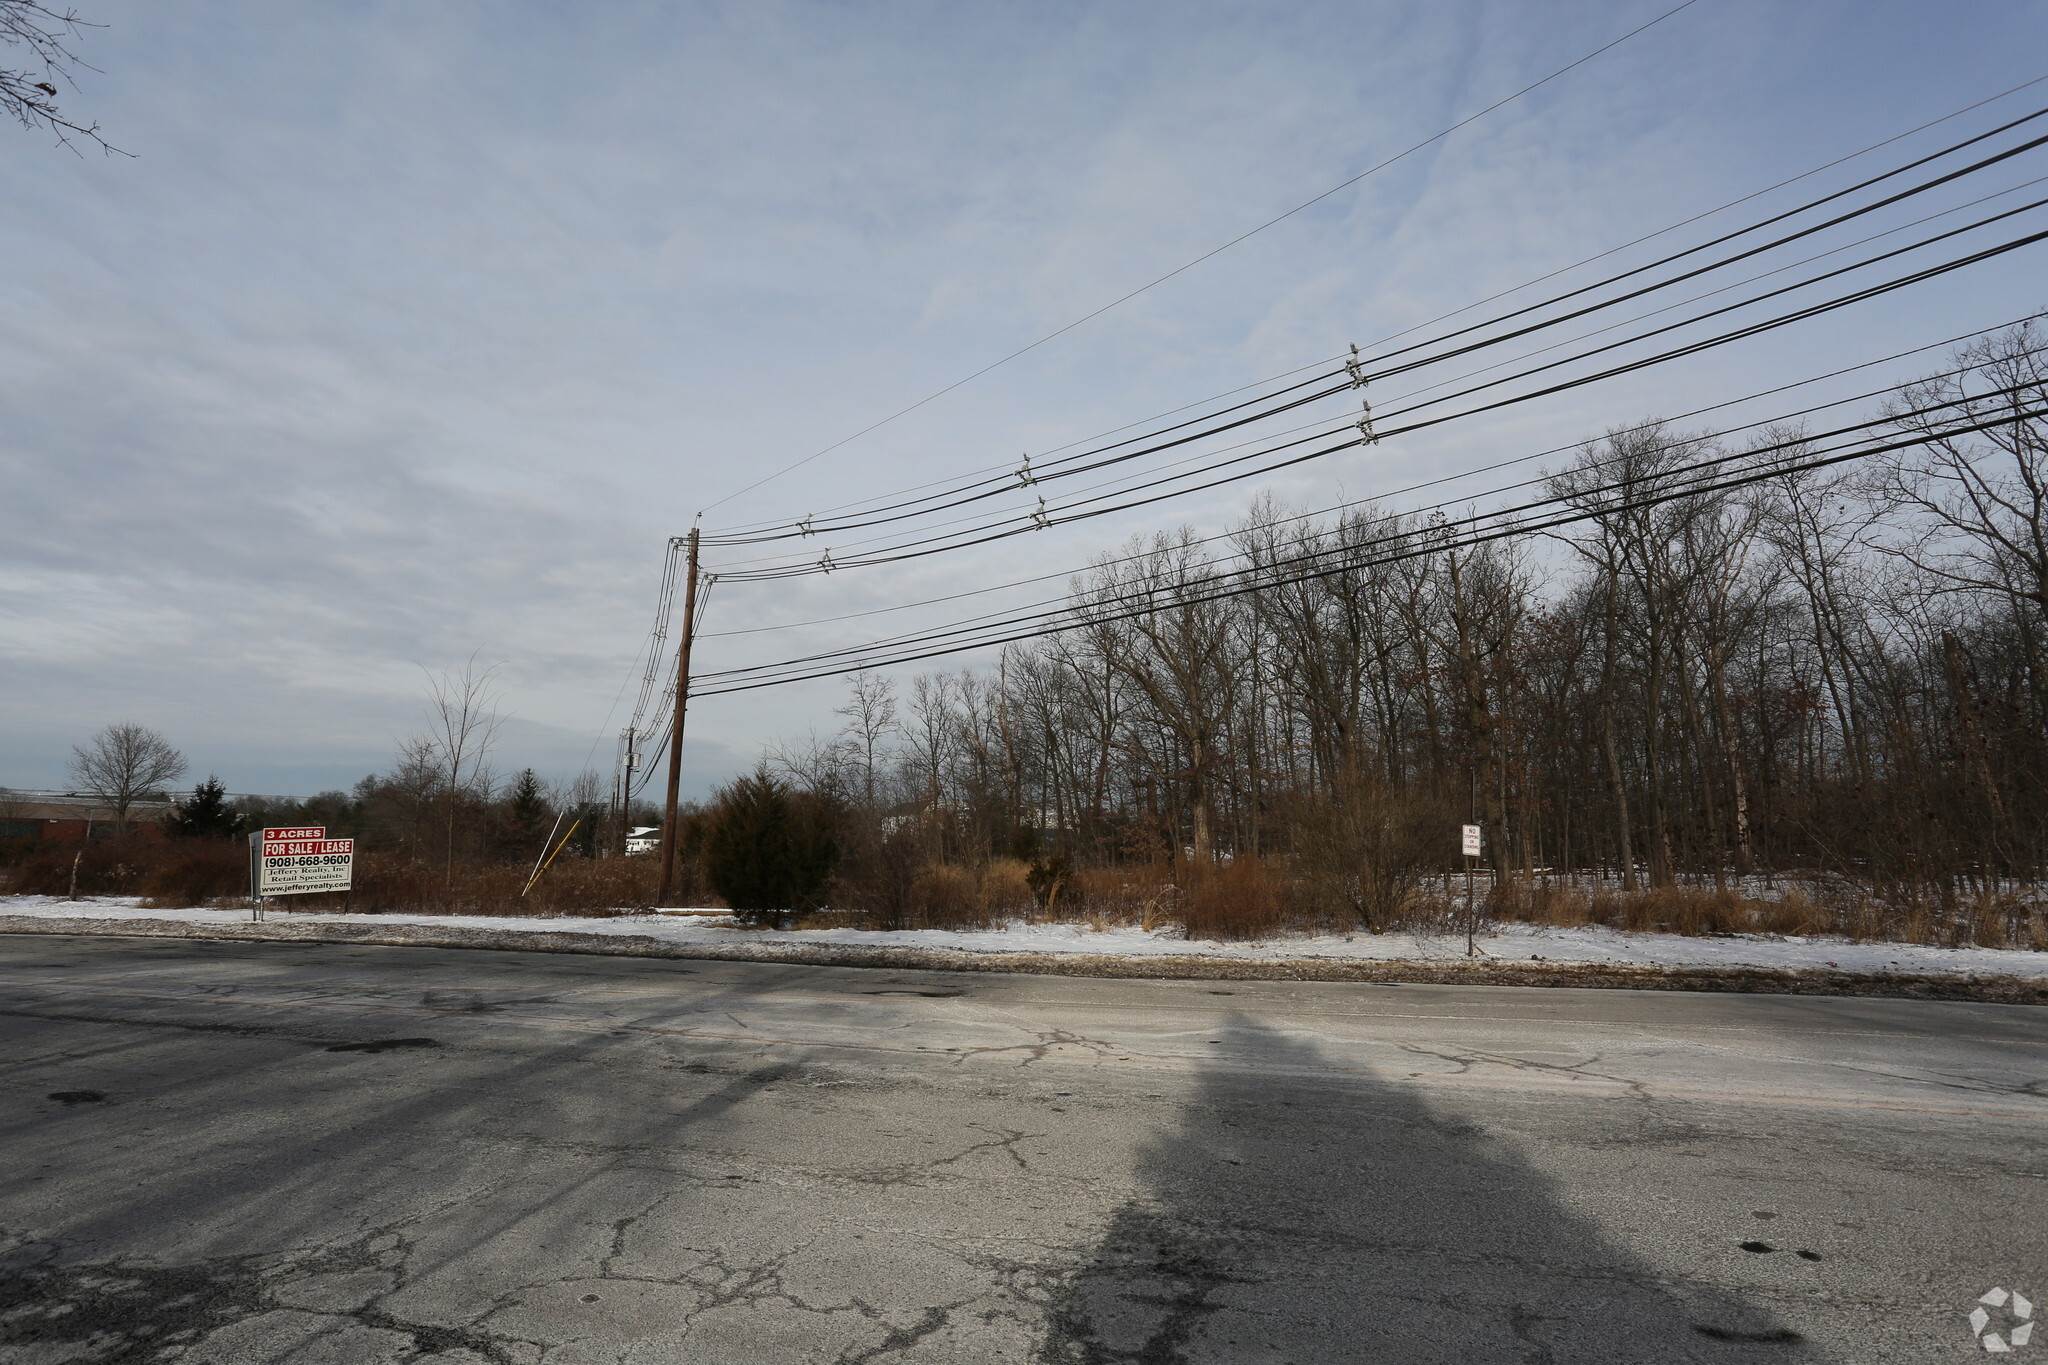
[0,796,175,843]
[624,826,661,856]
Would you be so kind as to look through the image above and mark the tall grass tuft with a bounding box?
[1178,857,1292,941]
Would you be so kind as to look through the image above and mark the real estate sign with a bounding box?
[250,825,354,897]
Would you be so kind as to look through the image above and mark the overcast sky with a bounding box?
[3,0,2044,801]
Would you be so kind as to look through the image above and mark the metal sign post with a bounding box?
[1461,824,1482,957]
[247,832,262,922]
[249,825,354,921]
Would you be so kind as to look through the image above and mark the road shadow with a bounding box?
[1041,1014,1816,1364]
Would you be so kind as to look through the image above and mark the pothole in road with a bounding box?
[862,989,964,998]
[422,990,501,1013]
[420,991,559,1013]
[0,1251,524,1364]
[0,1257,259,1360]
[326,1038,441,1054]
[47,1091,105,1105]
[1695,1325,1803,1343]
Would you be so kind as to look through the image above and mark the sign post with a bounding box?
[248,826,354,922]
[1460,824,1482,957]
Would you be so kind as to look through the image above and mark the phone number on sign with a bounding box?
[275,854,352,867]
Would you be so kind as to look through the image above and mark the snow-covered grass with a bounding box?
[5,895,2046,979]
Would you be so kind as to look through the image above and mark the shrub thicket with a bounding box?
[701,766,839,926]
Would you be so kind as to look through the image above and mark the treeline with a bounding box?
[4,765,667,913]
[201,655,657,879]
[1,657,665,909]
[16,329,2041,944]
[757,326,2047,932]
[229,768,651,867]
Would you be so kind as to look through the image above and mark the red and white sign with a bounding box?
[251,825,354,896]
[262,835,352,857]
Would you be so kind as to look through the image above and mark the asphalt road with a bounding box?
[0,936,2042,1364]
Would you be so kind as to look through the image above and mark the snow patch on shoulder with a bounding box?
[4,895,2045,979]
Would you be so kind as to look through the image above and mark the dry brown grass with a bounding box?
[0,837,675,916]
[982,858,1036,918]
[1582,883,1830,937]
[1821,882,2045,950]
[831,856,2048,950]
[135,843,251,907]
[849,856,1035,931]
[1477,875,2039,945]
[1176,858,1289,941]
[1484,878,1593,929]
[322,853,662,916]
[986,856,1313,940]
[12,832,2042,952]
[3,837,248,904]
[1062,864,1171,928]
[898,864,993,930]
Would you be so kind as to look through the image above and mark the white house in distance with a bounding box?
[624,826,660,856]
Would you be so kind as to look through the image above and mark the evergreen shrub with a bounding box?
[702,766,839,926]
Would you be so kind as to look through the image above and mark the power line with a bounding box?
[699,391,1999,679]
[1360,108,2048,385]
[694,322,2047,673]
[704,110,2048,554]
[697,393,2046,693]
[704,372,2046,679]
[700,79,2048,544]
[708,222,2048,581]
[696,313,2043,641]
[700,352,1355,540]
[701,180,2048,577]
[694,0,1706,519]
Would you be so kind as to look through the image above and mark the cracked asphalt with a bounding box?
[1,935,2042,1363]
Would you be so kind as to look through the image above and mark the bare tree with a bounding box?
[902,670,963,857]
[1045,618,1129,838]
[420,655,505,883]
[565,768,606,809]
[376,734,446,858]
[835,670,899,810]
[2,1,121,153]
[68,722,186,829]
[1881,322,2048,653]
[1090,529,1241,862]
[774,355,2048,923]
[904,672,957,803]
[1548,423,1721,885]
[765,727,859,800]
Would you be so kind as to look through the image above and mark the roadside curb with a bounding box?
[4,914,2044,1004]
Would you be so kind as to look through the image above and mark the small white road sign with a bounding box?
[1461,824,1483,858]
[252,825,354,896]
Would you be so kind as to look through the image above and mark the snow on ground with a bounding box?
[4,895,2046,979]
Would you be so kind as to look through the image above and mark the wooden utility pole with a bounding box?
[656,527,702,907]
